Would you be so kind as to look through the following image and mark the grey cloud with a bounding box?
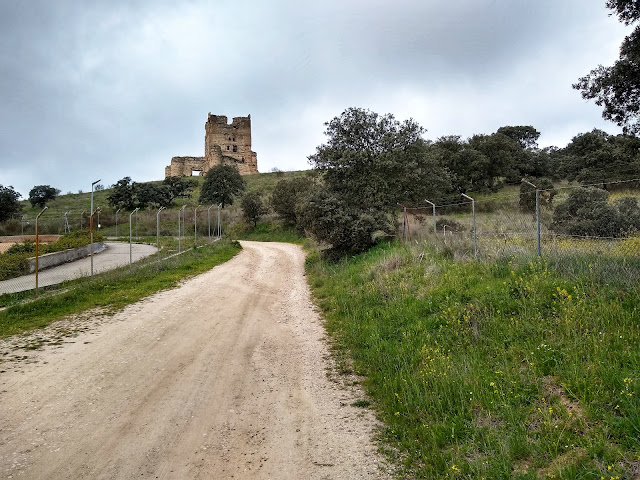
[0,0,630,196]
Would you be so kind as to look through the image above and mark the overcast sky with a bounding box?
[0,0,632,197]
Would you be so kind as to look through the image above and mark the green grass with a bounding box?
[306,241,640,479]
[0,240,241,338]
[230,221,305,243]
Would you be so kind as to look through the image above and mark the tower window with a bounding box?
[227,145,230,150]
[233,145,238,152]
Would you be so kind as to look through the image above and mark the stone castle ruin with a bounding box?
[165,113,258,178]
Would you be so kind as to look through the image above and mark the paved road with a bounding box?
[0,241,386,479]
[0,242,158,294]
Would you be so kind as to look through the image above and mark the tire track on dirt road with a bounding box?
[0,241,389,479]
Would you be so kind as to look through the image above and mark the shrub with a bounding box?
[270,176,317,225]
[240,192,267,227]
[613,196,640,232]
[550,187,640,237]
[6,241,36,255]
[0,254,29,280]
[299,191,395,254]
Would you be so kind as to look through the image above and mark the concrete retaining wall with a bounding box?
[27,242,106,273]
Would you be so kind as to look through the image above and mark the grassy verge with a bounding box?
[0,240,241,338]
[306,241,640,479]
[231,221,305,244]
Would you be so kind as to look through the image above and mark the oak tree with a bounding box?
[574,1,640,134]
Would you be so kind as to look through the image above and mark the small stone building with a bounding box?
[165,113,258,177]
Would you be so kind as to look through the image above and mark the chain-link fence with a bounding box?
[0,204,231,296]
[399,181,640,267]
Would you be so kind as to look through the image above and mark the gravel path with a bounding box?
[0,242,158,294]
[0,241,388,479]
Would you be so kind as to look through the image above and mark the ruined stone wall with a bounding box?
[165,114,258,178]
[164,156,207,177]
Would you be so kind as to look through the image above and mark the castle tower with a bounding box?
[165,113,258,177]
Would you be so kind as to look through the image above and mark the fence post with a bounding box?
[21,215,25,235]
[157,206,165,260]
[179,205,187,252]
[461,194,477,259]
[182,205,186,241]
[194,205,201,249]
[35,206,48,298]
[80,210,85,230]
[536,189,541,257]
[115,208,120,238]
[90,208,96,277]
[217,203,222,238]
[425,199,437,234]
[130,208,139,266]
[397,204,406,241]
[208,204,214,238]
[64,211,69,234]
[522,179,541,257]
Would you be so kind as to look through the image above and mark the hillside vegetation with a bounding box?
[3,170,312,238]
[307,241,640,479]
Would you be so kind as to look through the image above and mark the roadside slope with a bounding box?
[0,241,386,479]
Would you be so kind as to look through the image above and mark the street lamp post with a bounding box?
[80,210,85,230]
[130,207,139,266]
[21,215,25,235]
[115,208,121,238]
[90,179,101,277]
[35,206,48,298]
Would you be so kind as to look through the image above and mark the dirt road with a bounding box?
[0,241,388,479]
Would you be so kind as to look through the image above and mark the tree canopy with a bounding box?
[0,185,22,222]
[556,129,640,186]
[107,176,197,210]
[496,125,541,150]
[574,1,640,134]
[28,185,60,208]
[303,107,452,253]
[308,107,451,209]
[198,165,246,208]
